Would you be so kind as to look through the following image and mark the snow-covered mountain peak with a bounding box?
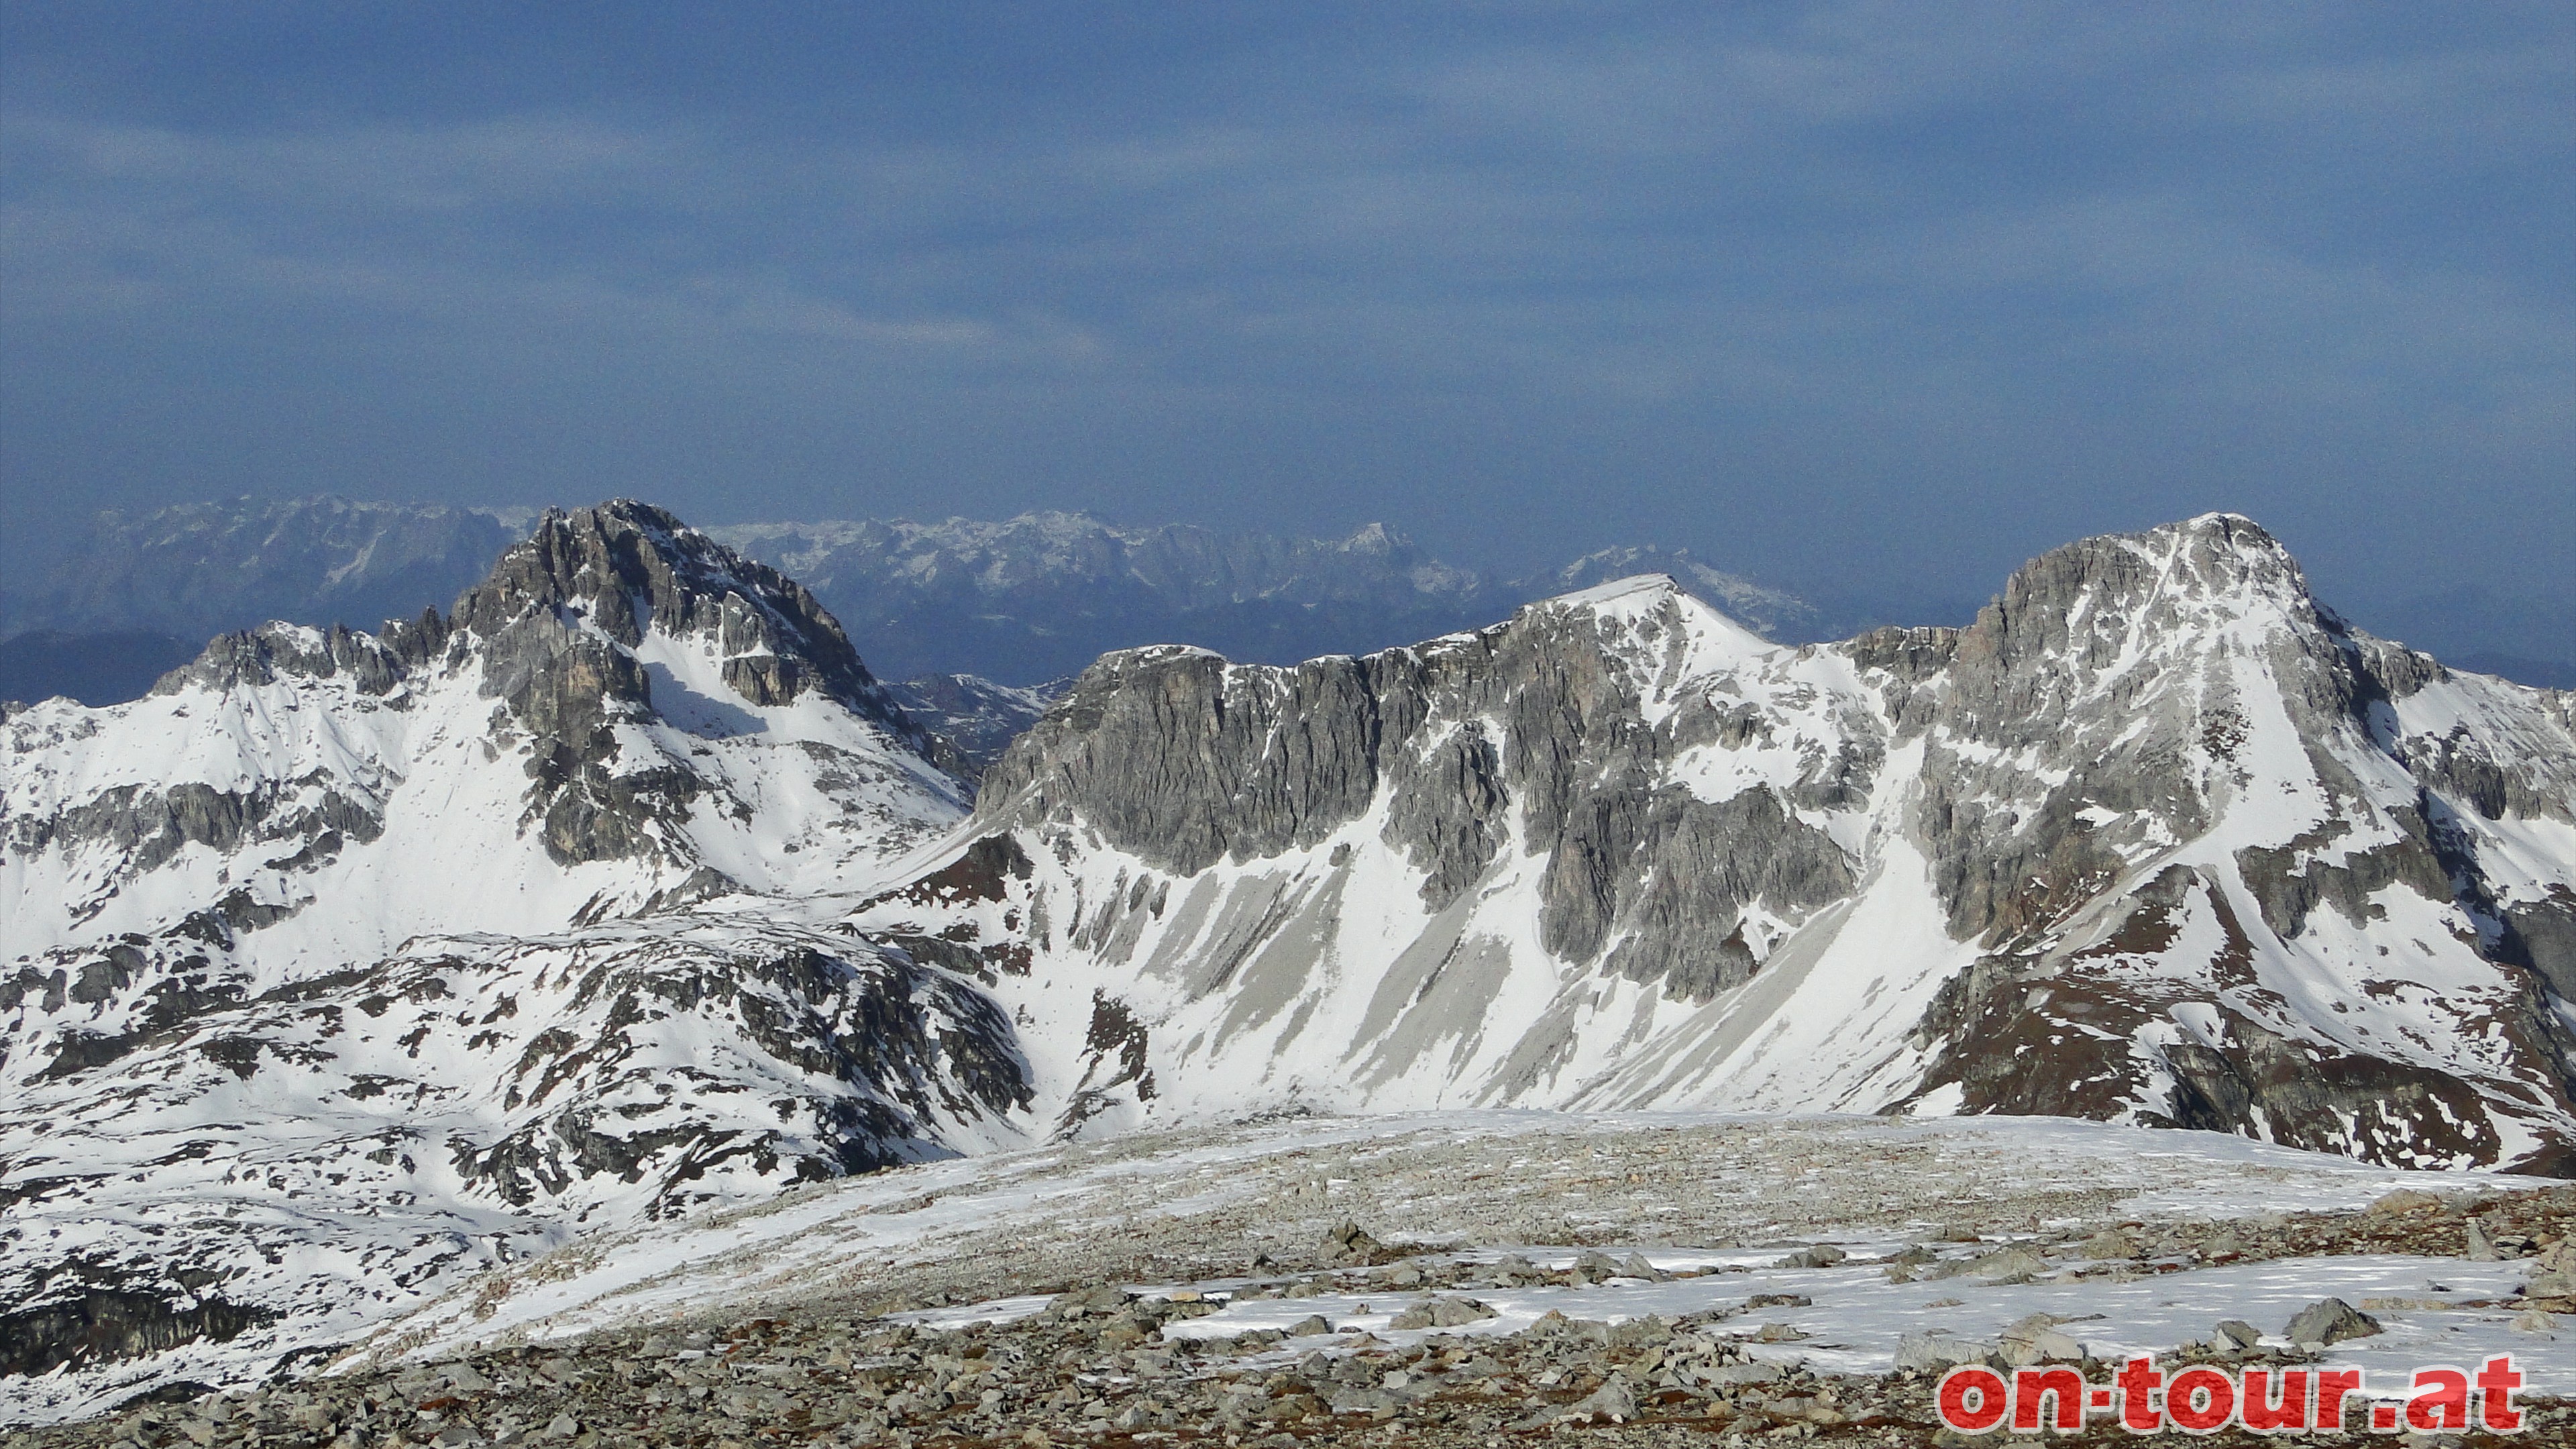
[1517,571,1780,695]
[1534,570,1686,610]
[1338,521,1411,557]
[450,500,910,722]
[1971,512,2325,661]
[851,513,2576,1181]
[1542,547,1822,641]
[2,500,969,958]
[0,502,1001,1416]
[22,506,2576,1422]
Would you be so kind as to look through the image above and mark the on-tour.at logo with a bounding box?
[1937,1355,2526,1435]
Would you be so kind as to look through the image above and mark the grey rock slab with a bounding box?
[2282,1297,2382,1348]
[1895,1333,1993,1373]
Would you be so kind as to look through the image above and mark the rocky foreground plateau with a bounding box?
[16,1114,2576,1448]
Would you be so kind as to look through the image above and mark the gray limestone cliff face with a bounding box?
[1907,517,2297,946]
[439,502,950,864]
[1878,517,2576,1170]
[1894,516,2529,954]
[977,586,1858,1001]
[150,621,413,698]
[985,643,1432,879]
[1898,516,2574,967]
[7,780,386,888]
[960,517,2576,1171]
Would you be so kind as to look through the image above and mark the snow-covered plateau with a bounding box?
[10,505,2576,1425]
[350,1110,2569,1377]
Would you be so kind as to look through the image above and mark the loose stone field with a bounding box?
[16,1112,2576,1446]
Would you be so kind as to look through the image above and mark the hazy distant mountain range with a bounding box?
[0,497,1885,708]
[5,498,529,645]
[0,498,535,708]
[702,513,1838,684]
[3,496,2566,715]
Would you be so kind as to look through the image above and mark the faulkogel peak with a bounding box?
[0,502,1015,1419]
[450,501,920,724]
[3,500,969,955]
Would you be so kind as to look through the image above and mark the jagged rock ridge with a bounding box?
[0,502,1016,1422]
[855,515,2576,1175]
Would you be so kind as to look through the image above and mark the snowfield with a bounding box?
[339,1111,2576,1401]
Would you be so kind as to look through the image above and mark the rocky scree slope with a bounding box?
[0,502,1026,1421]
[137,1116,2576,1449]
[71,1177,2576,1449]
[853,515,2576,1171]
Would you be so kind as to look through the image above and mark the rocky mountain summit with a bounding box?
[1536,544,1819,641]
[0,503,1010,1421]
[859,514,2576,1170]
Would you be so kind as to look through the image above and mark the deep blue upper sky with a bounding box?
[2,3,2570,627]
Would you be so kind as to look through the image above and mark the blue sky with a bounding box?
[2,3,2571,632]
